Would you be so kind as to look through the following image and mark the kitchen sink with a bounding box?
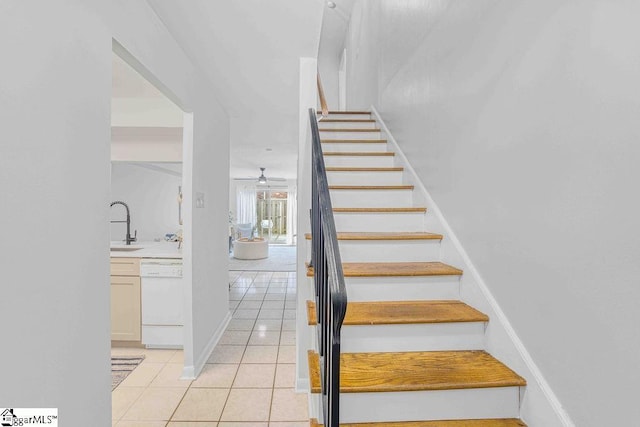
[110,247,143,252]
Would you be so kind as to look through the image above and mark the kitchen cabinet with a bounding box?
[110,258,141,342]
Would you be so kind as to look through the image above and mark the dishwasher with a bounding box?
[140,259,184,348]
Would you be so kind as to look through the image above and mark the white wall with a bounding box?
[343,1,379,110]
[111,127,183,162]
[186,94,231,377]
[0,1,229,425]
[111,98,184,127]
[0,3,112,423]
[343,1,640,425]
[110,163,182,242]
[318,54,339,110]
[295,57,318,391]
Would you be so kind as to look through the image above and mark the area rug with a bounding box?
[111,356,145,390]
[229,245,297,271]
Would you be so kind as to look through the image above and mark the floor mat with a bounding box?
[111,355,145,390]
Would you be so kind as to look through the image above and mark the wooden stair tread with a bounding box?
[343,262,462,277]
[333,207,426,213]
[326,167,404,172]
[317,111,371,115]
[323,152,394,156]
[306,262,462,277]
[321,139,387,143]
[329,185,414,190]
[308,350,526,393]
[306,300,489,326]
[310,418,527,427]
[320,128,380,132]
[304,231,442,240]
[319,119,376,123]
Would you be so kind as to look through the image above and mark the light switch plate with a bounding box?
[196,192,205,208]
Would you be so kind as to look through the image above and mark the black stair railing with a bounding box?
[309,108,347,427]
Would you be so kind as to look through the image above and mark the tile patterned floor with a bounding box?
[112,270,307,427]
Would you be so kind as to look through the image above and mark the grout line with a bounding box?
[117,350,183,424]
[165,379,191,423]
[216,349,244,423]
[267,300,286,423]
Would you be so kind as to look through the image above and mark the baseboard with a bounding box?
[181,311,232,379]
[111,340,144,348]
[371,106,575,427]
[296,377,310,394]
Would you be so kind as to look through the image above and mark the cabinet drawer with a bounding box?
[110,257,140,276]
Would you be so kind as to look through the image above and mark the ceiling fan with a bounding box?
[235,167,286,184]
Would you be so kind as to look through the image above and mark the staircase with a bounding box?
[305,111,528,426]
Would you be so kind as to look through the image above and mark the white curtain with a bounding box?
[237,185,257,227]
[286,185,297,245]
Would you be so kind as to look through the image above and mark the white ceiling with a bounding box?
[148,0,324,117]
[112,2,355,179]
[147,0,325,179]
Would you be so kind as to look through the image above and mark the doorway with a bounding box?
[234,183,296,246]
[110,45,192,383]
[257,187,288,244]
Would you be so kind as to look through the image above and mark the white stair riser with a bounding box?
[321,142,388,152]
[327,170,404,186]
[318,113,371,120]
[345,276,461,301]
[330,189,413,208]
[323,155,395,168]
[337,387,521,423]
[307,322,485,354]
[304,239,441,262]
[319,121,378,129]
[320,131,382,140]
[339,322,486,352]
[338,240,441,262]
[333,212,425,232]
[305,239,441,262]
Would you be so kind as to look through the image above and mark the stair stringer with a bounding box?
[371,106,574,427]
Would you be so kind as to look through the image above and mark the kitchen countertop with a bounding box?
[110,241,182,259]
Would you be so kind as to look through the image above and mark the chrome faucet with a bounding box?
[110,201,137,245]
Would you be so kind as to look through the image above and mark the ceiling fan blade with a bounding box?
[233,167,289,183]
